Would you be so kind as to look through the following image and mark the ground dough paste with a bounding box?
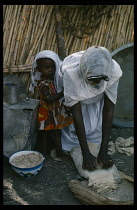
[70,142,122,194]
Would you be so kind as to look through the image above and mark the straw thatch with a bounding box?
[3,5,134,98]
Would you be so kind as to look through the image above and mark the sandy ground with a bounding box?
[3,127,134,205]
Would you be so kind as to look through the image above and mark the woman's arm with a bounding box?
[70,102,98,171]
[98,93,114,168]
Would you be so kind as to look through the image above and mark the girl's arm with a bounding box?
[41,85,64,103]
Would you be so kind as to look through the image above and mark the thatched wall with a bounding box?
[3,5,134,98]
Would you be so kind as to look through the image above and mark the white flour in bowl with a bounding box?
[11,153,45,168]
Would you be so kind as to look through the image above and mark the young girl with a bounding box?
[29,50,73,160]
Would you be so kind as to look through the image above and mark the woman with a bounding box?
[58,46,122,171]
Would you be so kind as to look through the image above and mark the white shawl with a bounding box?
[29,50,62,93]
[60,46,122,107]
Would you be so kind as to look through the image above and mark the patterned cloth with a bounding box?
[37,77,73,130]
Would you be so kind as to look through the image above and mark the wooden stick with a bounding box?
[46,13,55,49]
[7,5,22,66]
[15,5,30,64]
[129,6,134,43]
[95,20,103,45]
[3,5,14,44]
[116,5,128,48]
[108,5,120,51]
[25,5,54,64]
[38,6,50,51]
[3,64,32,73]
[13,5,24,64]
[19,6,35,64]
[40,29,48,51]
[27,6,43,58]
[25,6,48,60]
[3,5,14,52]
[115,5,127,48]
[50,33,56,52]
[122,5,132,46]
[109,5,122,51]
[4,5,18,65]
[3,5,7,19]
[69,9,82,54]
[103,6,117,49]
[65,7,76,49]
[55,5,67,60]
[66,8,79,53]
[29,5,38,46]
[125,5,134,43]
[98,14,107,46]
[107,5,120,51]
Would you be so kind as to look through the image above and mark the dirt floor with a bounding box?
[3,127,134,205]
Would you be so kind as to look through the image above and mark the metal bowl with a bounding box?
[111,43,134,128]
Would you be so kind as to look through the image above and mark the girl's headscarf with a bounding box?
[29,50,62,93]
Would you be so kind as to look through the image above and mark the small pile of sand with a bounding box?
[11,153,45,168]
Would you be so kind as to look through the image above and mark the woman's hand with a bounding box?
[97,150,113,169]
[82,151,98,171]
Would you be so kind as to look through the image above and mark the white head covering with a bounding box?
[29,50,62,93]
[80,46,112,79]
[61,46,122,107]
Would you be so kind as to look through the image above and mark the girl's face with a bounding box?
[37,58,56,78]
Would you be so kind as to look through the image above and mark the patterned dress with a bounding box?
[37,77,73,130]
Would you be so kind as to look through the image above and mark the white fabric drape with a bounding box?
[29,50,63,93]
[59,46,122,107]
[60,46,122,151]
[61,97,104,151]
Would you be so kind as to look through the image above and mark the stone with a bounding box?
[70,142,122,194]
[3,98,39,158]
